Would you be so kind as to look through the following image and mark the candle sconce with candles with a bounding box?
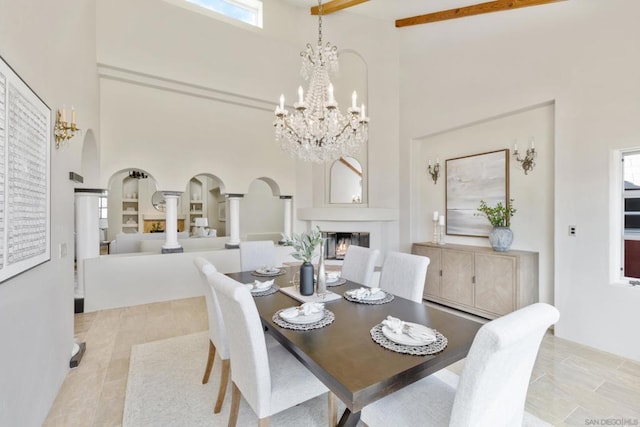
[54,106,80,149]
[513,139,537,175]
[428,159,440,184]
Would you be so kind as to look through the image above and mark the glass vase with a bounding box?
[316,238,327,295]
[299,261,314,296]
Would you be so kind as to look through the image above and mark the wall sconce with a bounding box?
[53,106,80,149]
[428,159,440,184]
[513,139,537,175]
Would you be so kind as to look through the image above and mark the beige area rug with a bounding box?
[123,332,550,426]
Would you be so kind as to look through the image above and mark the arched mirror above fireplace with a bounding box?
[330,156,364,204]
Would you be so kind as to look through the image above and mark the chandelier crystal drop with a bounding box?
[273,0,369,163]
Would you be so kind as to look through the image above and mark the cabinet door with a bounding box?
[413,246,441,298]
[475,253,516,316]
[441,249,474,306]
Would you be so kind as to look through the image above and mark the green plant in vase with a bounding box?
[477,199,516,252]
[282,226,323,296]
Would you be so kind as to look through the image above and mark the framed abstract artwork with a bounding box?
[0,55,51,283]
[445,149,509,237]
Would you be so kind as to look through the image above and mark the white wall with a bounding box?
[0,0,99,424]
[414,103,555,304]
[398,0,640,361]
[96,0,400,243]
[240,179,284,239]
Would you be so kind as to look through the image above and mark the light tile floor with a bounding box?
[43,297,640,426]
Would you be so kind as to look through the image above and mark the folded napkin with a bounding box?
[244,279,274,291]
[382,316,436,342]
[280,302,325,319]
[347,287,382,300]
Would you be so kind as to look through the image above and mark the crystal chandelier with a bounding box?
[273,0,369,163]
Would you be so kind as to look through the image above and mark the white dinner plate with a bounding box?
[250,283,272,293]
[279,308,325,324]
[255,267,281,275]
[361,291,386,301]
[347,290,386,301]
[381,322,436,346]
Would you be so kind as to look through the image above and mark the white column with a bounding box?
[74,189,106,300]
[225,194,243,249]
[281,195,293,243]
[161,191,183,253]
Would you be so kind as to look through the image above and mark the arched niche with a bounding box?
[330,157,363,204]
[326,50,368,205]
[106,169,158,240]
[183,173,226,237]
[241,178,284,242]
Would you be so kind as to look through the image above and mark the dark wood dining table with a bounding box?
[226,267,483,427]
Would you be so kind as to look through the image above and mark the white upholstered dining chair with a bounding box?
[378,251,430,303]
[239,240,276,272]
[340,245,380,286]
[193,257,230,414]
[361,303,560,427]
[209,272,337,427]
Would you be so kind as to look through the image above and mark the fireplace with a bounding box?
[322,232,370,260]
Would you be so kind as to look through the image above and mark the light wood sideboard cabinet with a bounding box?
[412,242,539,320]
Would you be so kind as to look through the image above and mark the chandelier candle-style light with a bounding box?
[273,0,369,163]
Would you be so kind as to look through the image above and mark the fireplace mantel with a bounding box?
[297,208,398,222]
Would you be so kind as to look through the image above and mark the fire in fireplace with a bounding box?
[321,232,370,260]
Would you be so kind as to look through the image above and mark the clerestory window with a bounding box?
[166,0,263,28]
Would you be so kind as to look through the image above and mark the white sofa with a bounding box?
[109,232,189,254]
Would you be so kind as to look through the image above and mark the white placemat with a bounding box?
[279,286,342,303]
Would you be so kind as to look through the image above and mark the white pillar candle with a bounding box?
[530,138,535,150]
[298,86,304,104]
[352,91,357,109]
[279,94,285,110]
[360,104,366,119]
[328,84,335,103]
[439,215,445,226]
[60,106,66,122]
[514,143,518,152]
[71,107,76,124]
[433,211,439,221]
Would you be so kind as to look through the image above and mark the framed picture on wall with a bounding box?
[446,149,509,237]
[0,55,51,284]
[218,201,226,222]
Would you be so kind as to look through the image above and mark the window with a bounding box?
[99,195,108,221]
[622,150,640,282]
[166,0,263,28]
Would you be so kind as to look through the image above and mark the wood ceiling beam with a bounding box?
[311,0,369,16]
[395,0,567,28]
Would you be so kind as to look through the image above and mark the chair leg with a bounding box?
[258,417,270,427]
[202,340,216,384]
[228,382,241,427]
[328,392,337,427]
[214,358,231,413]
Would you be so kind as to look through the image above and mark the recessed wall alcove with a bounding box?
[411,101,555,304]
